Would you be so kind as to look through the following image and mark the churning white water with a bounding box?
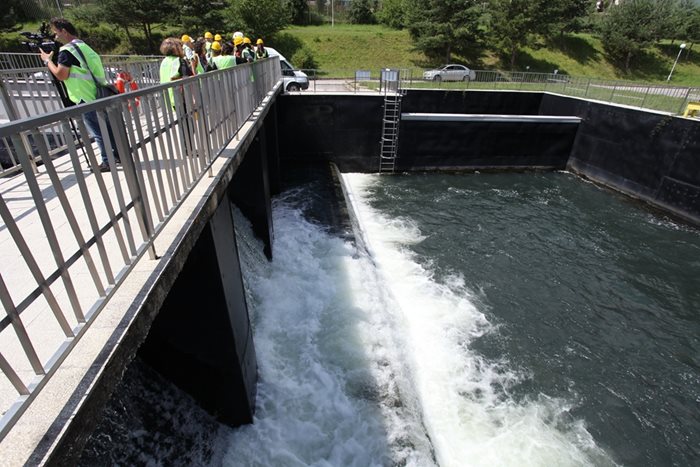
[223,176,615,466]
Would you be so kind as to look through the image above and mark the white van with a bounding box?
[265,47,309,92]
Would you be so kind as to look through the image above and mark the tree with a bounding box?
[173,0,227,35]
[349,0,378,24]
[487,0,537,69]
[93,0,176,52]
[377,0,406,29]
[404,0,482,63]
[0,0,21,29]
[287,0,309,24]
[598,0,657,73]
[533,0,589,39]
[229,0,290,40]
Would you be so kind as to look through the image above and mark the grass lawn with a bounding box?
[279,25,700,87]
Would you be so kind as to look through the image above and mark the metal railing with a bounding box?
[0,58,162,134]
[407,70,700,115]
[0,57,281,438]
[300,68,699,115]
[0,58,163,176]
[0,52,163,71]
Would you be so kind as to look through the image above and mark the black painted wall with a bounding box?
[396,120,576,170]
[277,90,576,171]
[401,89,543,115]
[542,94,700,224]
[277,94,384,172]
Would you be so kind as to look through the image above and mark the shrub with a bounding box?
[291,46,318,69]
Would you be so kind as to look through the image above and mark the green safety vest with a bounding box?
[211,55,236,70]
[255,48,269,60]
[160,55,181,107]
[59,40,105,104]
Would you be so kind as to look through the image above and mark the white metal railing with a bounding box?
[0,57,281,439]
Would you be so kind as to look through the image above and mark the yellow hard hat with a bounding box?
[181,34,192,43]
[243,37,251,44]
[205,32,213,39]
[256,38,264,45]
[211,41,221,51]
[234,37,243,46]
[214,34,222,41]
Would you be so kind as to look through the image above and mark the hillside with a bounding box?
[277,25,700,86]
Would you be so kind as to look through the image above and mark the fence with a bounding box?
[0,52,163,71]
[0,57,163,176]
[0,57,281,439]
[299,68,700,115]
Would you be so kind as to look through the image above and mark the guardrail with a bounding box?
[0,58,163,176]
[0,57,281,439]
[0,52,163,71]
[409,70,700,115]
[300,69,700,115]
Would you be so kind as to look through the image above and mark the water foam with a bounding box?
[343,173,616,467]
[223,194,435,466]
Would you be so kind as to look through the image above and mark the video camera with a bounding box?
[20,22,57,54]
[19,22,73,108]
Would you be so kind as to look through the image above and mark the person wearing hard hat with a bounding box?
[208,41,236,70]
[204,31,214,59]
[180,34,198,75]
[242,37,254,63]
[233,36,246,65]
[193,37,208,73]
[255,38,269,60]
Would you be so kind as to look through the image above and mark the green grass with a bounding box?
[280,24,423,75]
[278,25,700,87]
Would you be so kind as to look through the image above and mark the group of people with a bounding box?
[159,31,270,87]
[37,17,273,173]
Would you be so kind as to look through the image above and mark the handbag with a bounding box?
[70,41,120,100]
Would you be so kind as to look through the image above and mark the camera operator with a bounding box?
[39,17,118,172]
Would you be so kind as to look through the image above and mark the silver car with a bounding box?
[423,64,476,82]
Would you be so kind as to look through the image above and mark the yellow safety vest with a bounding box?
[211,55,237,70]
[59,40,105,104]
[160,55,182,107]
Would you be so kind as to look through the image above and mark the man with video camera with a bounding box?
[39,17,119,172]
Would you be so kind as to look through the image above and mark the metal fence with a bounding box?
[0,52,163,71]
[405,70,700,115]
[304,68,700,115]
[0,58,163,175]
[0,57,281,439]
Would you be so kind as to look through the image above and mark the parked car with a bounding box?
[423,64,476,82]
[265,47,309,92]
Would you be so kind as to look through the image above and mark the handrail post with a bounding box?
[0,80,38,174]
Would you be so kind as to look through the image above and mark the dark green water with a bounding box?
[361,172,700,466]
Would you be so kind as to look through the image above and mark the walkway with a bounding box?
[0,59,281,464]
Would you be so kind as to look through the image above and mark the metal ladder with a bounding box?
[379,69,405,173]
